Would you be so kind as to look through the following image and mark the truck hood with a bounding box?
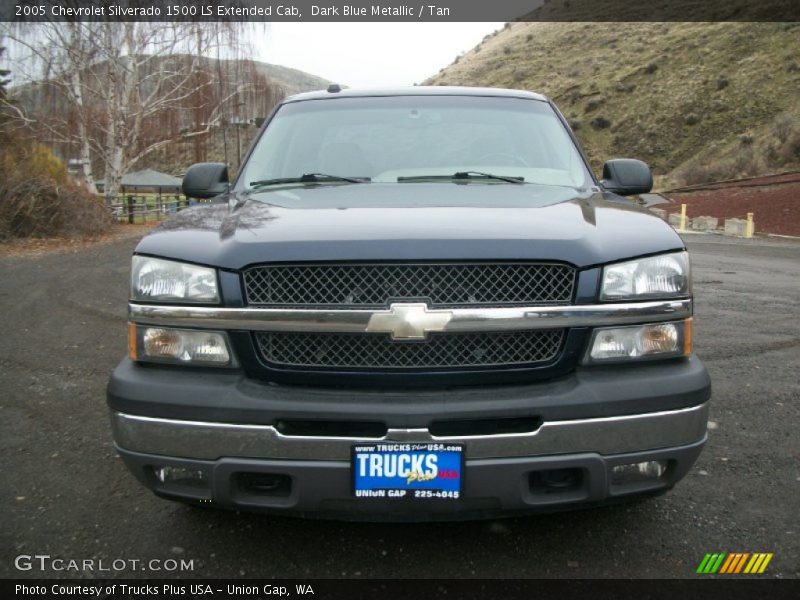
[135,183,684,270]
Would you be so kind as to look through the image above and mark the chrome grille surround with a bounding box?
[255,329,565,370]
[128,299,692,334]
[243,262,576,307]
[128,298,692,376]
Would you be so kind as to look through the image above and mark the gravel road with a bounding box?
[1,231,798,579]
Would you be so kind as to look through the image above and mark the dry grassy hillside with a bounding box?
[426,22,800,186]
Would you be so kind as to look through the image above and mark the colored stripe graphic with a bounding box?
[719,553,736,574]
[697,553,727,574]
[710,553,726,573]
[734,553,750,573]
[757,553,773,573]
[701,553,774,574]
[744,554,760,574]
[749,553,773,574]
[697,554,713,573]
[722,553,744,574]
[728,553,743,573]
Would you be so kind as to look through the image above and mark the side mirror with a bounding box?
[601,159,653,196]
[182,163,229,199]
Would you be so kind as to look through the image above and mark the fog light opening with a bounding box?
[611,460,669,486]
[152,465,207,489]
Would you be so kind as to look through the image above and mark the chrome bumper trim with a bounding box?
[128,299,692,334]
[111,403,708,461]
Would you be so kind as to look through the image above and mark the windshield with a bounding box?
[239,95,592,190]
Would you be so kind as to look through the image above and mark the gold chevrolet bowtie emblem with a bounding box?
[366,303,453,340]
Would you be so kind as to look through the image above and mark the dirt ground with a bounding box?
[0,233,798,579]
[0,224,155,259]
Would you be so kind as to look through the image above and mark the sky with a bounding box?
[257,22,504,87]
[1,23,504,88]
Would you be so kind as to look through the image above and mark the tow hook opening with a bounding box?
[529,468,585,495]
[236,472,293,497]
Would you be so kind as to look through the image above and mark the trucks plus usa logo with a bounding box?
[696,552,773,574]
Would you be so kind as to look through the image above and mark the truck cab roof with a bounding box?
[283,85,550,104]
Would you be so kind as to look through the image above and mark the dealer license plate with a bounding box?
[352,442,463,500]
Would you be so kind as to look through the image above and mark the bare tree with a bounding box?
[3,21,277,201]
[0,45,10,98]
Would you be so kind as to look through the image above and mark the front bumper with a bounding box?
[116,437,706,521]
[108,357,710,520]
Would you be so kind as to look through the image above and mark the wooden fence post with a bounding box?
[127,195,134,224]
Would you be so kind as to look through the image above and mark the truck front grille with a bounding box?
[254,329,565,370]
[243,262,575,308]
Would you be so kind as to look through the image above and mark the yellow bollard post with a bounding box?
[679,204,687,232]
[746,212,754,238]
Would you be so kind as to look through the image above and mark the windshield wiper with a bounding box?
[397,171,524,184]
[249,173,369,188]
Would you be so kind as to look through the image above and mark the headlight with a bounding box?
[129,324,233,366]
[601,251,690,300]
[584,319,692,364]
[131,256,219,303]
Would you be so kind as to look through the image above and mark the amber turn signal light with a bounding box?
[128,322,137,361]
[684,317,693,356]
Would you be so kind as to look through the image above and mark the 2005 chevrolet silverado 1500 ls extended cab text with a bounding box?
[107,86,711,520]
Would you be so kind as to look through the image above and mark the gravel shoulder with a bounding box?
[1,232,798,579]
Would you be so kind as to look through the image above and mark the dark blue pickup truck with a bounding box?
[108,86,710,520]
